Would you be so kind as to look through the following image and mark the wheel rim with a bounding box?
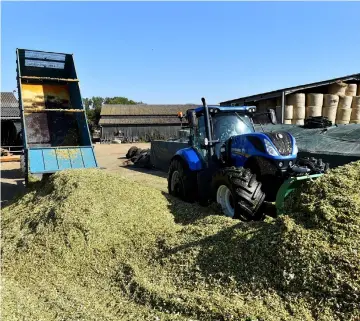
[216,185,234,218]
[171,170,181,195]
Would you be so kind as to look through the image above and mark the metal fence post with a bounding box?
[281,91,285,124]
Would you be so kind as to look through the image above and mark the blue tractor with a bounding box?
[167,98,328,220]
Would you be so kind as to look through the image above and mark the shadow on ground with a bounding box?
[161,191,221,225]
[120,164,168,179]
[163,196,297,298]
[1,168,25,207]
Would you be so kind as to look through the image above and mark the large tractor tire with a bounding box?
[126,146,139,159]
[168,158,197,202]
[212,167,265,221]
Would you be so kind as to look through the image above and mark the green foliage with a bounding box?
[104,96,138,105]
[83,98,92,111]
[2,162,360,320]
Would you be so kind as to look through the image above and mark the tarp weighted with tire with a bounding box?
[255,124,360,167]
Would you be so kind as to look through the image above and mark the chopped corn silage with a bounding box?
[2,162,360,321]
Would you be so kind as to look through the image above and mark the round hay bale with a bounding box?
[306,93,323,107]
[338,95,353,109]
[322,106,337,123]
[292,119,304,125]
[358,85,360,96]
[323,94,339,107]
[306,105,322,118]
[287,93,305,108]
[284,105,293,119]
[351,96,360,109]
[350,107,360,121]
[328,81,348,95]
[284,119,292,124]
[350,119,360,124]
[336,108,352,121]
[345,84,358,96]
[293,106,305,119]
[336,120,350,125]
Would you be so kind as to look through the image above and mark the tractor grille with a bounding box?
[265,132,292,156]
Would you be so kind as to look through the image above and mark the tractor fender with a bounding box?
[171,148,203,171]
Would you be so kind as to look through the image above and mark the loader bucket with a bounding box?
[275,174,323,215]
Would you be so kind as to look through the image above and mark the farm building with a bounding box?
[220,73,360,125]
[1,92,22,149]
[99,104,197,141]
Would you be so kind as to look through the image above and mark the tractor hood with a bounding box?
[229,131,298,161]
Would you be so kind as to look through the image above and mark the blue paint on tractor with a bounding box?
[230,132,297,165]
[175,148,203,171]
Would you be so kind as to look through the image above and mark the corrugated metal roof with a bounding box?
[100,104,197,116]
[220,73,360,105]
[1,92,20,119]
[99,116,186,125]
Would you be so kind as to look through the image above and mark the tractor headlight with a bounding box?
[264,139,279,156]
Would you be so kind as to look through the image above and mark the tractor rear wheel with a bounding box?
[212,167,265,221]
[168,158,197,202]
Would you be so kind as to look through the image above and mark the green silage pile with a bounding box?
[2,162,360,321]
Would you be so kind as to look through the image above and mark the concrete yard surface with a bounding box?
[1,143,168,205]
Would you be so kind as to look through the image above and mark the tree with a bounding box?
[103,96,137,105]
[83,98,92,111]
[83,96,142,129]
[91,96,104,109]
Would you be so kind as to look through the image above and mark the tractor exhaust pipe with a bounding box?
[201,97,214,158]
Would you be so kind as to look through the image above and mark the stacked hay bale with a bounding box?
[306,93,323,118]
[275,105,293,124]
[287,93,305,125]
[283,105,293,124]
[322,94,339,124]
[336,95,353,124]
[346,83,358,96]
[350,96,360,124]
[328,81,359,125]
[328,81,348,96]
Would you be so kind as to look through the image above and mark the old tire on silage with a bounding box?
[126,146,139,159]
[168,158,197,202]
[212,167,265,221]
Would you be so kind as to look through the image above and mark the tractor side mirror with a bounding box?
[186,110,198,128]
[268,109,277,125]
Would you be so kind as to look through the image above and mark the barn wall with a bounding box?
[101,124,183,141]
[1,120,22,147]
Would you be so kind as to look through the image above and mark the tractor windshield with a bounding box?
[212,113,254,142]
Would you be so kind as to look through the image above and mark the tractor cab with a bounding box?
[186,106,256,159]
[183,105,276,160]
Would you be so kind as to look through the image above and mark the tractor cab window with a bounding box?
[212,113,254,142]
[193,115,207,157]
[197,115,207,139]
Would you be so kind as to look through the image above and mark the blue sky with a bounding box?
[1,1,360,104]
